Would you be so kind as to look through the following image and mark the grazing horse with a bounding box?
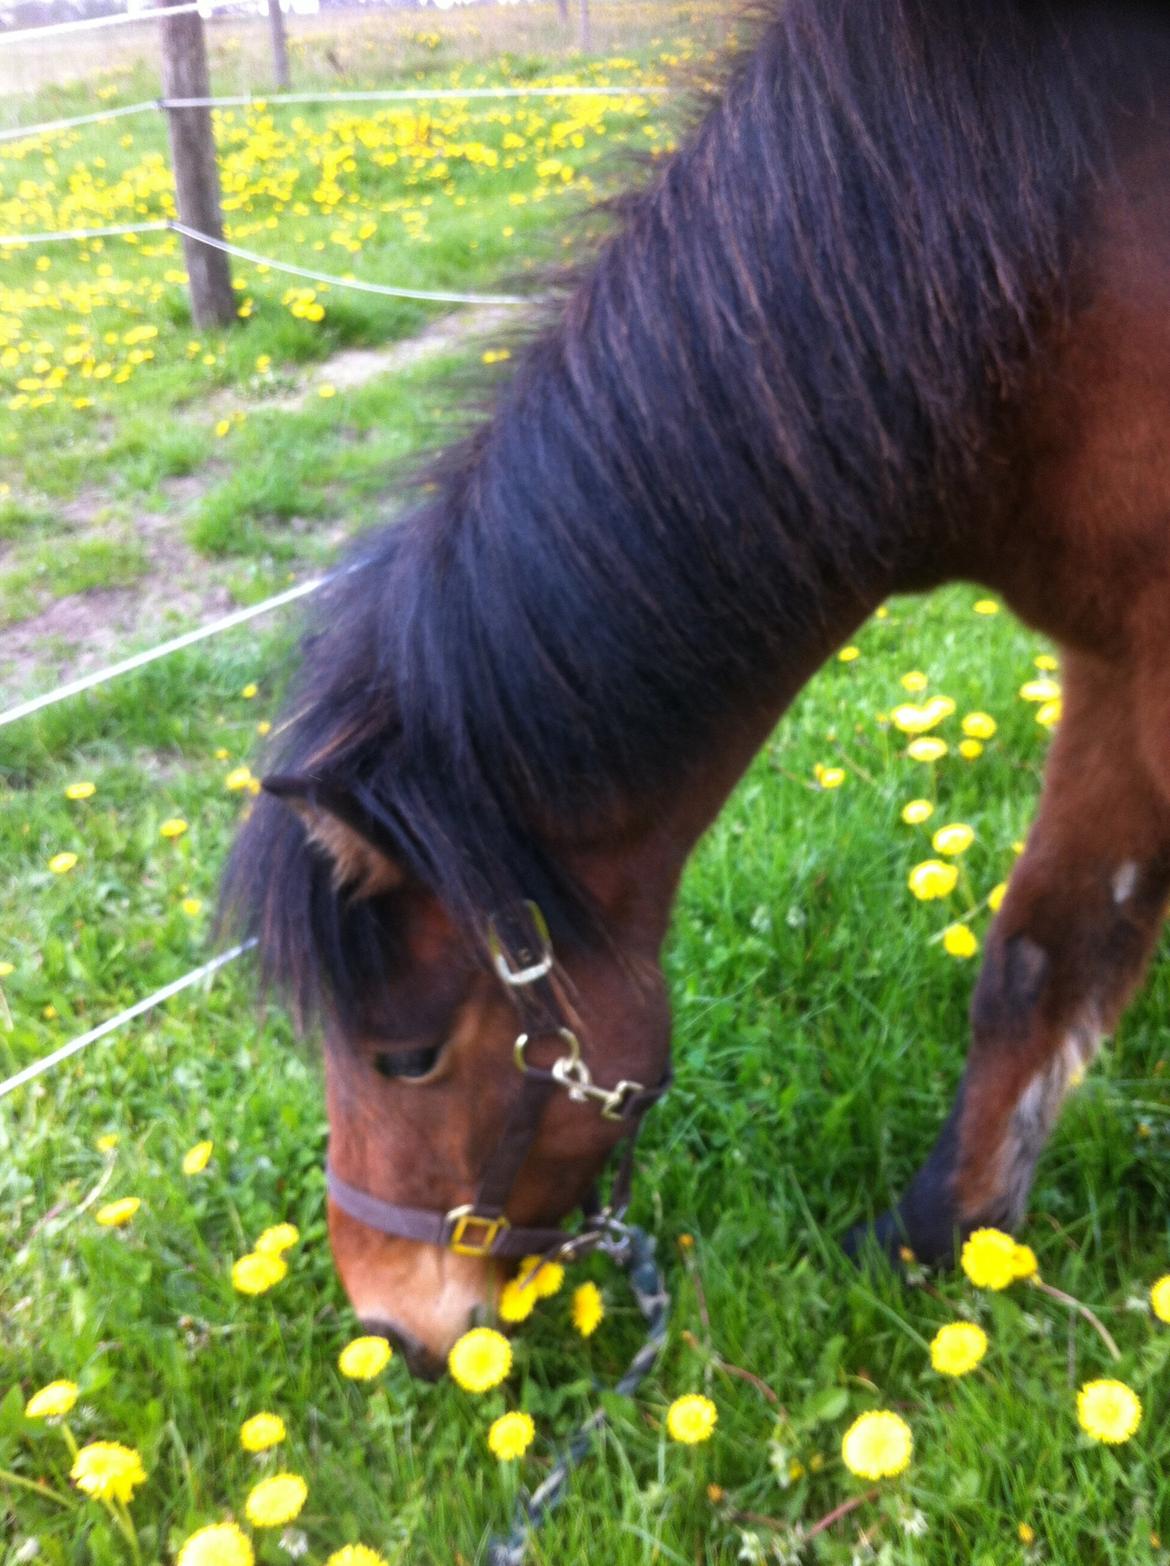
[226,0,1170,1375]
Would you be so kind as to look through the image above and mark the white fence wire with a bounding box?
[0,942,256,1101]
[0,574,327,730]
[0,0,245,48]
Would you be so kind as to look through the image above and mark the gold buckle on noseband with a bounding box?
[445,1205,511,1257]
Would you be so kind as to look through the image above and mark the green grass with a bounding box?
[5,6,1170,1561]
[5,585,1170,1564]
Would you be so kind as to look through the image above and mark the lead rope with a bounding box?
[484,1223,671,1565]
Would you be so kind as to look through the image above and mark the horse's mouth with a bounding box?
[359,1318,446,1382]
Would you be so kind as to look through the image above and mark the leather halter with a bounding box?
[325,901,672,1260]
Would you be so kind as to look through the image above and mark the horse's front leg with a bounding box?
[859,648,1170,1263]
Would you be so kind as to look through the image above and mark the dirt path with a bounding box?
[0,303,511,706]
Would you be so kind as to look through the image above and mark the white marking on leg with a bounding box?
[1113,861,1138,904]
[1000,1009,1104,1222]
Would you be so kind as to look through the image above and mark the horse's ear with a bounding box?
[262,774,405,899]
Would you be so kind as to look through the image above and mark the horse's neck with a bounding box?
[567,584,883,955]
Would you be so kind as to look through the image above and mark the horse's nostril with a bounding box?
[359,1318,446,1382]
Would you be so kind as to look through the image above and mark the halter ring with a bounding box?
[514,1026,581,1075]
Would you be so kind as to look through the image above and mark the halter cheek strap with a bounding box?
[325,900,672,1261]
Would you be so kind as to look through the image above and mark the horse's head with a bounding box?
[255,774,674,1377]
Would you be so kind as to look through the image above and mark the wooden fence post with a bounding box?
[157,0,236,330]
[267,0,290,92]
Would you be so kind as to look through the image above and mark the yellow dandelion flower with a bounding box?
[70,1440,147,1503]
[972,598,999,615]
[837,645,860,663]
[96,1132,119,1152]
[318,383,337,398]
[49,851,79,874]
[900,671,928,693]
[959,739,984,759]
[0,960,13,977]
[987,882,1008,913]
[1076,1379,1142,1445]
[1011,1243,1039,1280]
[338,1335,393,1379]
[214,418,232,438]
[841,1410,912,1479]
[891,703,944,736]
[960,1227,1018,1290]
[160,817,189,839]
[665,1393,718,1444]
[498,1276,538,1323]
[231,1252,288,1295]
[65,781,96,800]
[182,897,204,917]
[178,1522,255,1566]
[518,1255,565,1299]
[1018,1523,1036,1546]
[225,766,255,791]
[900,799,934,825]
[1150,1275,1170,1323]
[255,355,272,374]
[95,1197,140,1227]
[25,1379,79,1419]
[324,1548,389,1566]
[1034,653,1058,671]
[240,1411,286,1452]
[257,720,272,736]
[245,1471,307,1528]
[907,736,948,762]
[182,1139,213,1176]
[942,923,978,959]
[255,1222,299,1255]
[241,683,258,699]
[815,764,846,789]
[571,1280,605,1338]
[932,823,974,856]
[962,712,997,739]
[1036,698,1062,729]
[907,860,958,901]
[488,1410,536,1460]
[929,1321,988,1377]
[448,1327,512,1392]
[1019,678,1060,703]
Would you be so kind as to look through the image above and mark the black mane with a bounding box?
[225,0,1136,1023]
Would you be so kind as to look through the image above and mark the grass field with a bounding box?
[5,5,1170,1565]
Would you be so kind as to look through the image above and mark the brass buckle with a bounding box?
[445,1205,510,1257]
[487,900,554,988]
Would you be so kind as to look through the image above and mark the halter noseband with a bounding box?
[325,900,672,1261]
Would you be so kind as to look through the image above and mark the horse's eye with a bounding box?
[373,1044,442,1081]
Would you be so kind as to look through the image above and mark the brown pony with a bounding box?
[226,0,1170,1376]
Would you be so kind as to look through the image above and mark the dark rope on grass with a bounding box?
[484,1225,670,1565]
